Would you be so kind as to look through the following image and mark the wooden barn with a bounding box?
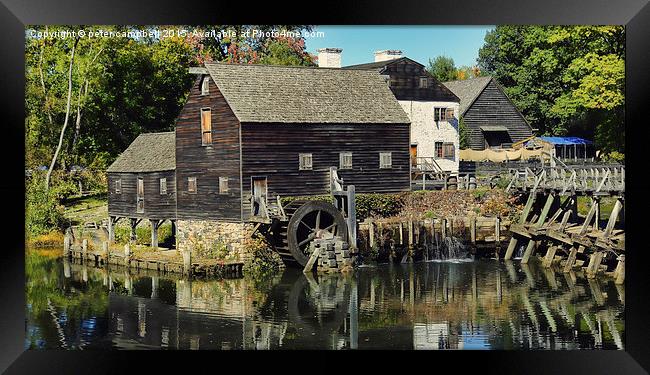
[106,132,176,246]
[107,61,412,263]
[443,76,533,150]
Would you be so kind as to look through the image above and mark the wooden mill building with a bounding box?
[107,61,412,253]
[443,76,533,150]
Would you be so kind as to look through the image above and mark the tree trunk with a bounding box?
[45,37,79,191]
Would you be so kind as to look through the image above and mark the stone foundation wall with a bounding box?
[176,219,254,262]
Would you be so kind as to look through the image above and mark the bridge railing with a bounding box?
[506,165,624,194]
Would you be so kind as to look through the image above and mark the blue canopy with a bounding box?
[538,136,593,145]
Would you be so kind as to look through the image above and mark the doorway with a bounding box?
[251,176,268,216]
[136,177,144,213]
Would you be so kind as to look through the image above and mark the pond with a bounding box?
[25,249,624,350]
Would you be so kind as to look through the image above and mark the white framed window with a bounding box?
[419,77,428,88]
[219,177,228,194]
[188,177,197,193]
[160,178,167,195]
[201,76,210,95]
[379,152,392,169]
[339,152,352,170]
[435,142,444,158]
[299,153,313,170]
[115,179,122,194]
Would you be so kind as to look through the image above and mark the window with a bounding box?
[299,153,313,170]
[160,178,167,195]
[188,177,197,193]
[201,76,210,95]
[219,177,228,194]
[445,108,455,120]
[443,143,456,160]
[136,177,144,213]
[339,152,352,170]
[435,142,456,160]
[115,179,122,194]
[419,77,428,88]
[435,142,444,158]
[201,108,212,146]
[379,152,392,169]
[434,107,449,122]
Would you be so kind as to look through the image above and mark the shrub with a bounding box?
[243,237,283,277]
[25,173,66,238]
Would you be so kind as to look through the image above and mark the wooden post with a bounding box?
[542,246,557,268]
[504,237,519,260]
[102,241,109,264]
[563,246,579,273]
[182,249,192,275]
[603,198,623,237]
[367,219,375,250]
[586,251,604,278]
[150,219,160,248]
[521,239,537,264]
[399,222,404,245]
[407,220,413,249]
[304,246,320,274]
[124,243,131,267]
[82,239,88,261]
[130,218,138,243]
[593,197,600,231]
[108,216,115,243]
[441,218,447,239]
[614,255,625,285]
[536,193,556,227]
[494,217,501,248]
[63,233,71,257]
[347,185,357,249]
[470,216,476,244]
[520,192,537,224]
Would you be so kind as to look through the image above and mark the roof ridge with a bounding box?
[204,61,359,71]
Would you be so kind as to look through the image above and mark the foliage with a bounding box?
[601,151,624,163]
[459,116,469,149]
[114,223,173,246]
[26,173,66,238]
[427,56,457,82]
[281,193,404,222]
[243,237,283,277]
[427,55,482,82]
[477,26,624,153]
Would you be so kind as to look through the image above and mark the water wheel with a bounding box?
[274,200,348,267]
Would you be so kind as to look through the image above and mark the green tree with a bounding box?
[459,117,469,149]
[427,55,457,82]
[477,26,624,154]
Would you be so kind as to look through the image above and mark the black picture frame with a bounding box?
[2,0,648,373]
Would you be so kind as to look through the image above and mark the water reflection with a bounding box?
[25,250,624,350]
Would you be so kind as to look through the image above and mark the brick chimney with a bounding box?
[374,50,403,62]
[317,48,343,68]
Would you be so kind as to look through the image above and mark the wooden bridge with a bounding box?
[501,163,625,284]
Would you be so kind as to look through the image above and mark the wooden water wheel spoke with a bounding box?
[277,200,348,267]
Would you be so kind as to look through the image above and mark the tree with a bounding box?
[477,26,625,154]
[459,117,469,149]
[427,56,457,82]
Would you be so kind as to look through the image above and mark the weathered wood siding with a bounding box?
[463,79,533,150]
[175,76,242,221]
[382,60,458,102]
[240,123,411,220]
[107,171,176,220]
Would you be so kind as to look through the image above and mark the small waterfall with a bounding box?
[428,236,472,262]
[514,243,526,259]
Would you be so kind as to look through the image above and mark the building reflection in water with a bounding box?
[26,253,625,350]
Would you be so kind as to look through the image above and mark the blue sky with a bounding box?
[305,26,494,68]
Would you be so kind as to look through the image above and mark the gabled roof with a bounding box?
[203,62,410,124]
[342,57,423,71]
[107,132,175,173]
[442,76,493,115]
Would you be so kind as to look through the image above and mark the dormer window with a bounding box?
[201,76,210,95]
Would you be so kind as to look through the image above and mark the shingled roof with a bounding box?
[342,57,419,71]
[203,62,410,124]
[442,76,493,115]
[107,132,175,173]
